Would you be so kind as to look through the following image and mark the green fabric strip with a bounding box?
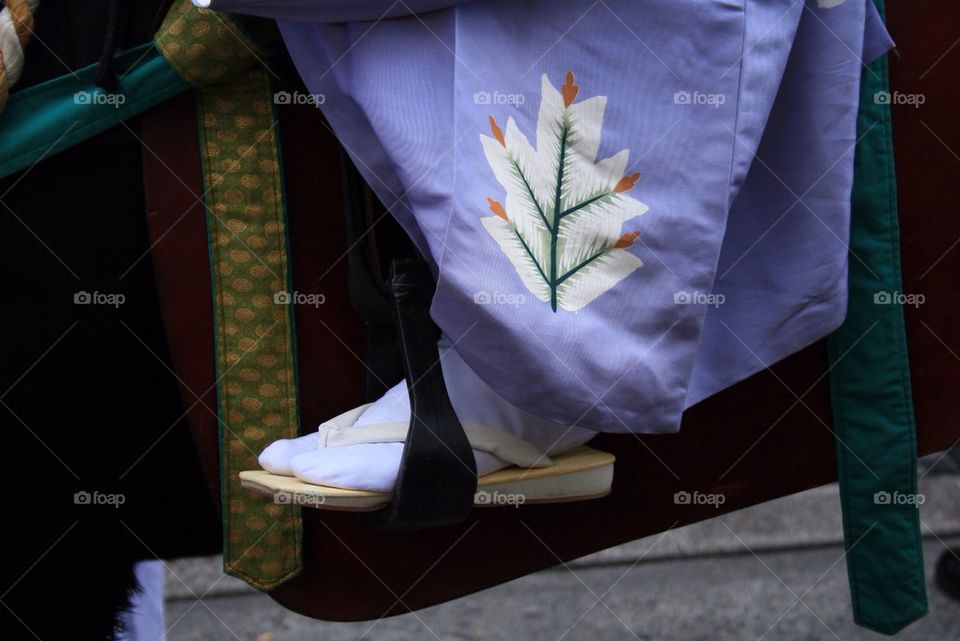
[195,65,303,590]
[827,0,927,634]
[0,42,188,180]
[169,1,302,590]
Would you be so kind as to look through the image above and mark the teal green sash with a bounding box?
[0,0,275,181]
[827,0,927,633]
[0,42,188,179]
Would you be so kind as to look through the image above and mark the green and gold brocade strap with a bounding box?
[163,1,303,590]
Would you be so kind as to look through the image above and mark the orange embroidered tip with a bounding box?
[614,172,641,193]
[489,115,505,146]
[561,70,579,108]
[614,230,641,249]
[487,197,508,220]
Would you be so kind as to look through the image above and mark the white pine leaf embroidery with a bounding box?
[479,71,649,312]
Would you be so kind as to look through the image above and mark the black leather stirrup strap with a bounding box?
[340,152,404,401]
[357,260,478,530]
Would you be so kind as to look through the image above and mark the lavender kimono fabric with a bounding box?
[207,0,888,434]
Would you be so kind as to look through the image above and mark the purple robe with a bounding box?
[198,0,892,433]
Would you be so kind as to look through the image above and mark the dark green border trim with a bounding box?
[827,0,927,634]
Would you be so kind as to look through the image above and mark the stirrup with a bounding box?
[238,260,614,529]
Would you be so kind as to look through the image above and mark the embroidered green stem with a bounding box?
[549,116,572,311]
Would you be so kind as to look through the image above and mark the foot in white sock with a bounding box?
[258,432,317,476]
[258,335,596,493]
[289,445,509,493]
